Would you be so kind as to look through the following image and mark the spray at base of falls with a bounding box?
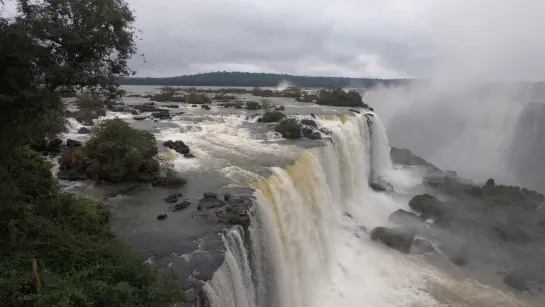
[201,113,521,307]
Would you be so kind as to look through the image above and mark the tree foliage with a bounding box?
[120,71,408,88]
[84,118,160,183]
[316,86,368,108]
[0,1,184,306]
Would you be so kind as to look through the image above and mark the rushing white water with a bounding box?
[202,112,524,307]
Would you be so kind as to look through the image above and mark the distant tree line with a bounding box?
[119,71,410,88]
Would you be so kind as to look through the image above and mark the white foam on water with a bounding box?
[202,113,522,307]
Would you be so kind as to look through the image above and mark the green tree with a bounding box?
[0,1,184,305]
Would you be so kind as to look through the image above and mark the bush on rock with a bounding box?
[84,118,159,183]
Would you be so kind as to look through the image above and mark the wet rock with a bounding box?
[164,140,190,155]
[349,109,361,114]
[135,104,157,112]
[275,105,286,111]
[57,147,89,181]
[183,153,196,159]
[173,200,192,212]
[370,227,415,254]
[163,104,179,108]
[302,126,321,140]
[201,105,211,110]
[369,181,393,192]
[224,193,232,202]
[130,109,139,115]
[408,194,446,221]
[157,214,168,220]
[503,274,531,293]
[78,127,91,134]
[67,139,82,148]
[191,104,197,107]
[388,209,424,228]
[262,110,285,123]
[411,238,436,254]
[198,197,225,211]
[311,113,316,119]
[133,115,148,121]
[486,178,496,186]
[319,127,332,135]
[275,119,302,139]
[164,192,183,204]
[152,110,171,119]
[300,119,318,129]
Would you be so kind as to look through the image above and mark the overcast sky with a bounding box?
[4,0,544,79]
[127,0,545,79]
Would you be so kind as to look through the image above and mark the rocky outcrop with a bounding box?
[300,119,318,129]
[164,192,183,204]
[275,118,302,139]
[301,126,321,140]
[408,194,446,221]
[57,147,89,181]
[370,227,415,254]
[67,139,82,148]
[164,140,190,155]
[152,109,171,119]
[388,209,424,229]
[262,111,285,123]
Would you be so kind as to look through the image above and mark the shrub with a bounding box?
[203,192,218,199]
[408,194,446,220]
[275,119,302,139]
[84,118,160,183]
[73,92,107,125]
[185,92,211,105]
[262,111,286,123]
[316,86,367,107]
[245,101,261,110]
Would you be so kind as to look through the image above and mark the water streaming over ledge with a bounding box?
[201,113,523,307]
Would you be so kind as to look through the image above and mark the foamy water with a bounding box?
[202,113,523,307]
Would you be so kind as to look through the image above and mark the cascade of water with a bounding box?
[369,113,394,182]
[201,113,521,307]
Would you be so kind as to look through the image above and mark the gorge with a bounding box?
[56,85,545,307]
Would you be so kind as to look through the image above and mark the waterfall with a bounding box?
[369,113,394,183]
[202,114,456,307]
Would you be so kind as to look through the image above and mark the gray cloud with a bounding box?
[128,0,545,80]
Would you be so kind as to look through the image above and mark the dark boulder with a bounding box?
[78,127,91,134]
[163,104,179,108]
[198,197,225,211]
[275,119,302,140]
[388,209,424,228]
[191,104,197,107]
[408,194,446,221]
[152,110,171,120]
[133,115,148,121]
[130,109,139,115]
[370,227,415,254]
[157,214,168,220]
[201,105,211,110]
[135,104,157,112]
[164,140,190,155]
[300,119,318,129]
[369,180,393,192]
[411,238,436,254]
[486,178,495,186]
[67,139,82,148]
[184,153,196,159]
[319,127,332,135]
[302,126,321,140]
[262,111,286,123]
[173,200,192,212]
[164,192,183,204]
[349,109,361,114]
[275,105,286,111]
[57,147,89,181]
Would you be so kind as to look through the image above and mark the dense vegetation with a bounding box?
[0,1,183,305]
[316,86,368,108]
[119,71,409,88]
